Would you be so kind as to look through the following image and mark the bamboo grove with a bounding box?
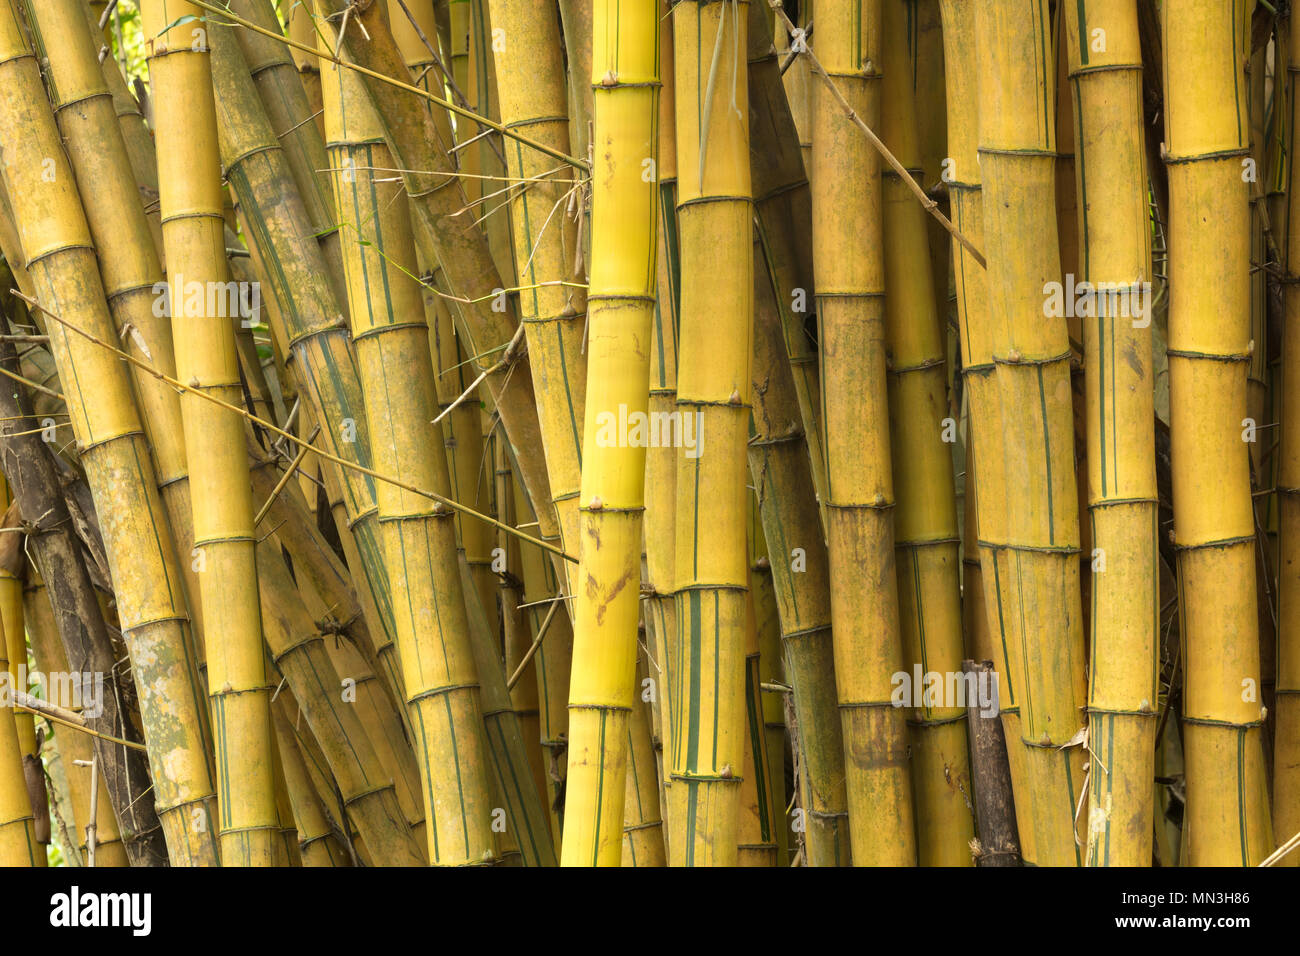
[0,0,1295,869]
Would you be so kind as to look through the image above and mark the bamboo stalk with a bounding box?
[974,0,1087,865]
[207,19,413,712]
[487,0,588,596]
[811,0,916,864]
[320,32,499,865]
[748,225,848,864]
[881,0,973,866]
[643,0,679,857]
[1062,0,1159,866]
[140,0,278,865]
[272,703,352,867]
[668,0,752,867]
[0,560,38,865]
[560,0,659,866]
[1164,0,1274,865]
[938,0,1037,866]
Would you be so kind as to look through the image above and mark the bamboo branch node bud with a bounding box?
[720,764,733,779]
[728,387,742,404]
[588,495,603,511]
[601,70,619,87]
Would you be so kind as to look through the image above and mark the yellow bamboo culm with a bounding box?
[939,0,1037,866]
[975,0,1088,866]
[140,0,277,866]
[668,0,753,867]
[320,24,498,867]
[1061,0,1159,867]
[812,0,916,865]
[561,0,659,867]
[0,0,224,866]
[644,0,679,856]
[880,0,974,866]
[1163,0,1274,865]
[487,0,588,595]
[0,584,37,865]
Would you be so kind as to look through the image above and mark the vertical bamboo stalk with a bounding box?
[1164,0,1274,868]
[1164,0,1274,865]
[1062,0,1159,866]
[881,0,974,866]
[140,0,277,865]
[812,0,916,864]
[975,0,1088,865]
[939,0,1037,866]
[643,0,679,855]
[669,0,752,867]
[560,0,659,866]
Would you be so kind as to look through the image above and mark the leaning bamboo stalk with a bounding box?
[737,551,779,866]
[310,0,566,567]
[320,39,498,866]
[79,0,165,266]
[748,0,828,522]
[140,0,278,866]
[748,226,849,865]
[487,0,589,593]
[881,0,973,866]
[229,0,347,308]
[668,0,752,867]
[558,0,659,867]
[974,0,1087,865]
[811,0,916,864]
[272,703,352,867]
[0,0,219,866]
[1163,0,1274,865]
[250,457,424,833]
[938,0,1036,865]
[1062,0,1159,867]
[254,537,427,865]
